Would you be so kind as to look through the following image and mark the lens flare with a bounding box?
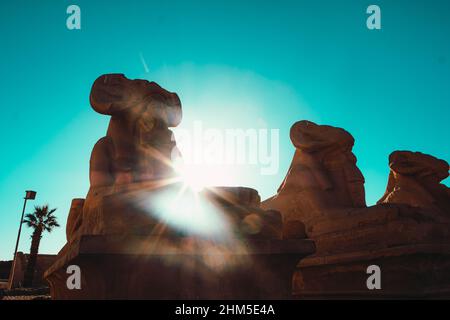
[136,184,232,240]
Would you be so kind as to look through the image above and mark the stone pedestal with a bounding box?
[291,204,450,299]
[45,235,315,299]
[295,244,450,299]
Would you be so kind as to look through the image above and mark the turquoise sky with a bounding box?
[1,0,449,260]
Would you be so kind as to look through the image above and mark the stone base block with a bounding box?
[45,235,315,299]
[294,244,450,299]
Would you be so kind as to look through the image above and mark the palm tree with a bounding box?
[22,205,59,287]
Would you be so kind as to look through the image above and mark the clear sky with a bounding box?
[1,0,449,260]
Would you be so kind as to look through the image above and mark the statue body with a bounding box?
[264,120,366,225]
[66,74,182,239]
[378,150,450,216]
[89,73,181,187]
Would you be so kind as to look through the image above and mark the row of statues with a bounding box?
[263,120,449,226]
[47,74,450,299]
[65,72,449,257]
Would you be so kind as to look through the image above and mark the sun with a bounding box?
[173,158,238,193]
[176,164,207,192]
[173,159,210,192]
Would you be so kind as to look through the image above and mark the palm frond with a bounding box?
[22,213,38,228]
[23,205,60,233]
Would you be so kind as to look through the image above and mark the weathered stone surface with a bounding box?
[201,186,261,208]
[295,244,450,299]
[201,187,284,239]
[282,220,307,239]
[66,199,84,242]
[45,235,315,299]
[305,204,450,255]
[89,73,181,187]
[378,151,450,215]
[262,120,366,227]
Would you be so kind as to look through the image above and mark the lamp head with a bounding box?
[25,190,36,200]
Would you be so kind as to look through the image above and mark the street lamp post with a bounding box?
[8,190,37,290]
